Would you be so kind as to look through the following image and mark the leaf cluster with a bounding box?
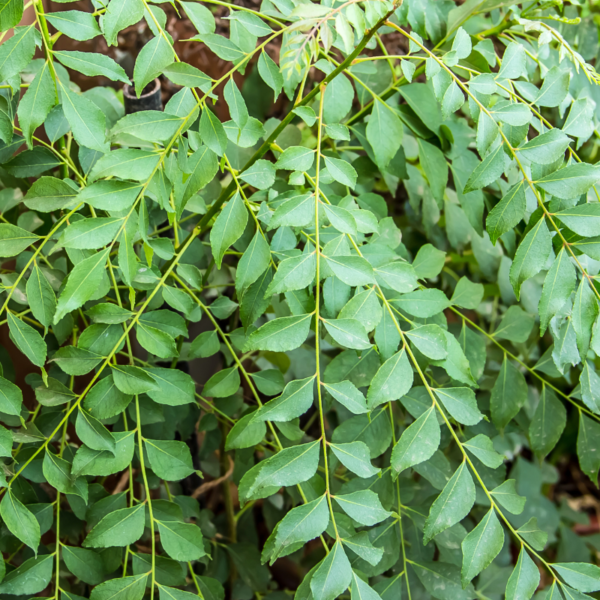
[0,0,599,599]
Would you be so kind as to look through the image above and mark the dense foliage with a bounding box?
[0,0,599,598]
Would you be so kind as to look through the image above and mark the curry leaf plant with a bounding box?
[0,0,600,599]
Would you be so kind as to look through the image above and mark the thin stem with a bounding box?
[314,84,338,538]
[136,397,156,599]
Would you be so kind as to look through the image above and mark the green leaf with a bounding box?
[203,366,240,398]
[244,313,312,352]
[451,277,484,309]
[412,561,474,600]
[0,0,23,32]
[182,145,219,205]
[157,521,206,561]
[195,33,245,62]
[17,61,55,149]
[406,325,448,360]
[226,410,266,451]
[350,572,382,600]
[392,288,450,318]
[391,406,440,475]
[54,249,109,324]
[0,375,23,416]
[146,439,195,480]
[73,431,135,477]
[535,164,600,200]
[90,575,148,600]
[76,408,116,455]
[111,110,184,143]
[84,504,145,548]
[78,180,142,212]
[181,1,215,34]
[493,305,534,343]
[338,288,382,332]
[535,66,569,108]
[0,25,40,81]
[398,83,441,135]
[516,518,548,552]
[323,204,358,236]
[509,217,552,300]
[236,231,271,296]
[518,129,570,165]
[224,77,248,130]
[258,50,283,98]
[275,146,315,171]
[55,50,128,84]
[434,387,483,425]
[240,159,276,190]
[43,451,88,501]
[210,192,248,268]
[199,106,228,156]
[506,547,540,600]
[552,563,600,593]
[491,102,531,127]
[417,138,447,203]
[325,255,375,287]
[62,546,106,586]
[111,365,157,395]
[461,509,504,586]
[529,386,566,459]
[269,495,329,564]
[59,217,124,250]
[334,490,391,526]
[7,311,47,367]
[539,248,576,335]
[310,541,352,600]
[464,144,507,194]
[46,10,101,41]
[133,35,174,97]
[463,434,504,468]
[0,554,53,596]
[324,318,371,350]
[486,181,526,245]
[146,367,195,407]
[324,156,358,189]
[102,0,144,45]
[58,80,109,154]
[90,149,160,182]
[136,323,178,359]
[498,43,527,79]
[266,252,316,296]
[0,491,41,552]
[163,62,212,91]
[0,424,11,457]
[253,375,315,422]
[577,413,600,485]
[490,479,525,514]
[0,223,39,256]
[367,348,413,410]
[269,192,314,229]
[330,441,380,478]
[26,262,56,328]
[249,370,284,395]
[375,261,418,293]
[323,380,368,414]
[412,243,446,279]
[189,330,220,359]
[490,355,528,430]
[423,461,475,543]
[240,441,320,502]
[367,99,403,171]
[24,176,78,212]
